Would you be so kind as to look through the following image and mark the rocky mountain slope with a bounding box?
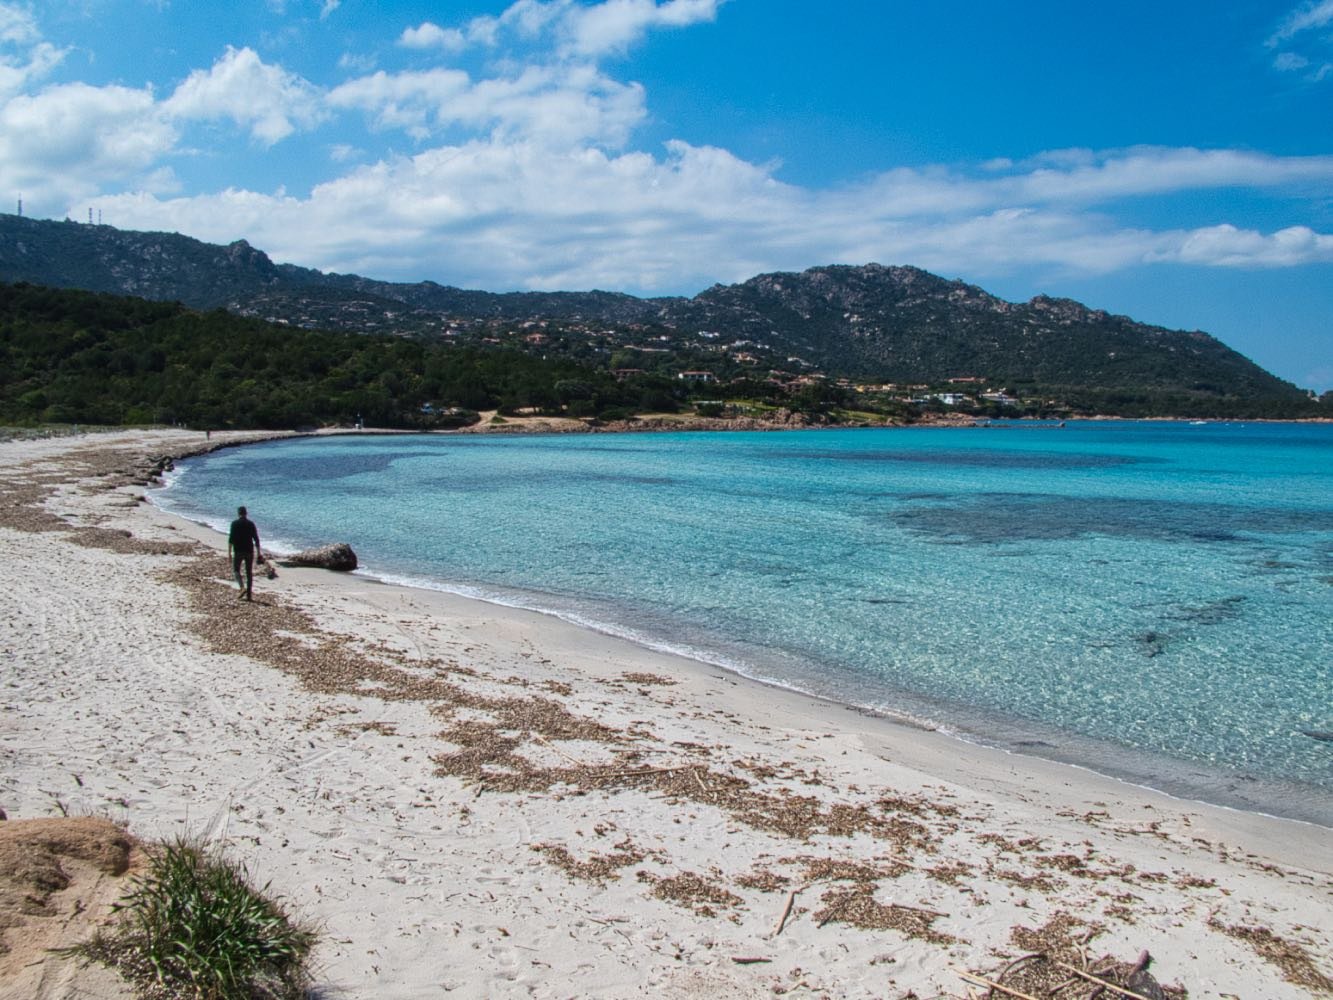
[0,213,1304,400]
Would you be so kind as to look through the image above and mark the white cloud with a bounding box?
[1152,224,1333,267]
[0,38,62,96]
[1006,147,1333,203]
[461,65,645,146]
[493,0,569,42]
[337,50,376,73]
[0,2,39,45]
[416,0,722,58]
[399,22,466,53]
[0,3,64,97]
[163,46,324,145]
[328,67,471,137]
[1267,2,1333,83]
[561,0,722,57]
[86,137,1333,297]
[331,63,646,148]
[320,0,340,19]
[1268,0,1333,45]
[0,82,178,212]
[8,0,1325,301]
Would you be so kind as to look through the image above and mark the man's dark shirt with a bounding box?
[229,516,260,555]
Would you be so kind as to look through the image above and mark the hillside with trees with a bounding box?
[0,213,1325,423]
[0,284,694,429]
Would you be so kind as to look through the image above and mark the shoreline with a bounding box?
[309,566,1333,836]
[139,457,1333,856]
[159,423,1333,832]
[252,556,1333,834]
[4,428,1331,998]
[158,503,1333,836]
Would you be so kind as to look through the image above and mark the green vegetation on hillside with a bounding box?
[0,282,1325,428]
[0,283,691,428]
[3,216,1323,419]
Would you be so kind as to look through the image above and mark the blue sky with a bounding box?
[3,1,1332,390]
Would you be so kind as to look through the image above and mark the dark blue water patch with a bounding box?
[1246,556,1332,590]
[395,467,686,494]
[577,472,680,488]
[1164,595,1247,626]
[499,440,663,456]
[780,448,1154,470]
[887,493,1333,544]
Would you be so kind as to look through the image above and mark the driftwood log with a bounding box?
[279,542,358,572]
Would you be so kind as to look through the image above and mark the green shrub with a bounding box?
[78,837,316,1000]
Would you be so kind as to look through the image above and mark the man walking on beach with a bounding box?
[228,506,263,601]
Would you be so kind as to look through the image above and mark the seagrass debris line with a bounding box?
[813,890,947,930]
[955,950,1166,1000]
[1054,961,1163,1000]
[766,872,942,938]
[955,971,1041,1000]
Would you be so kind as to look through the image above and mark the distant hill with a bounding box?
[0,213,1311,408]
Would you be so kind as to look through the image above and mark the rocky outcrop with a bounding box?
[281,542,358,572]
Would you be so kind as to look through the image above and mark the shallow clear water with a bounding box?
[158,422,1333,825]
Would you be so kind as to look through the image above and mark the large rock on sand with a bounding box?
[282,542,358,572]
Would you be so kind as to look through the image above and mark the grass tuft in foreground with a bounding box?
[78,836,317,999]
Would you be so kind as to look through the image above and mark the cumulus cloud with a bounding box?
[6,0,1328,301]
[331,62,646,148]
[328,67,471,138]
[163,46,325,145]
[86,136,1333,296]
[1152,224,1333,267]
[0,82,178,210]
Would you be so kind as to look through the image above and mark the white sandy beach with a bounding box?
[1,428,1330,999]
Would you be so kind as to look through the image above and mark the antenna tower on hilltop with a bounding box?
[16,196,21,217]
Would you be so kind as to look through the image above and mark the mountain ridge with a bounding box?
[0,212,1308,403]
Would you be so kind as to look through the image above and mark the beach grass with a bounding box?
[75,835,317,1000]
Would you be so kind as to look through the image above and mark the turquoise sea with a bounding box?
[157,422,1333,826]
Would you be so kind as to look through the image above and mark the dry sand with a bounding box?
[1,428,1329,999]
